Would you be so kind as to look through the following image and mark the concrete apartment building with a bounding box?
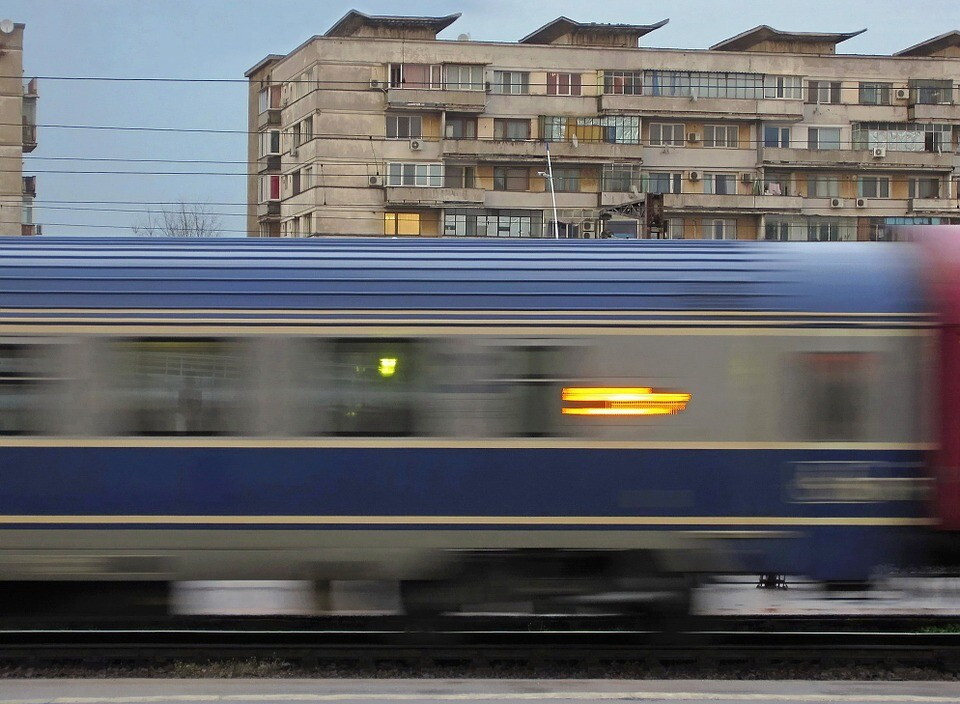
[0,20,38,236]
[245,10,960,240]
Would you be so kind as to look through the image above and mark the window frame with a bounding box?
[649,122,686,147]
[547,72,582,96]
[703,124,739,149]
[492,70,530,95]
[493,166,530,192]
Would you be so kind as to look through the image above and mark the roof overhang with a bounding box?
[244,54,284,78]
[710,25,866,52]
[325,9,461,38]
[519,16,668,45]
[895,30,960,57]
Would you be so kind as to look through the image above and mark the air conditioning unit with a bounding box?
[409,139,424,151]
[740,172,753,184]
[581,221,597,234]
[856,197,867,208]
[369,79,382,89]
[895,88,908,100]
[368,175,384,187]
[872,146,887,158]
[830,197,843,208]
[687,132,700,143]
[688,170,701,182]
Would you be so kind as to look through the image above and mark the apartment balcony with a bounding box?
[257,155,281,173]
[908,102,958,122]
[385,186,485,206]
[663,192,803,214]
[257,201,281,219]
[257,108,281,129]
[599,94,804,121]
[442,138,643,162]
[386,87,486,113]
[22,118,37,153]
[22,176,36,198]
[763,147,954,170]
[910,197,960,214]
[600,191,641,207]
[21,224,42,236]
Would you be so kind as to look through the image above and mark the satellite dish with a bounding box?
[456,33,471,41]
[0,19,15,34]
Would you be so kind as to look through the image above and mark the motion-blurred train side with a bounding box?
[1,234,958,615]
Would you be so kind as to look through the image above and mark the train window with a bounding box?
[801,352,876,441]
[324,339,422,436]
[112,339,242,436]
[503,346,565,437]
[0,344,56,435]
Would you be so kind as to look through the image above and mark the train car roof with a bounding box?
[0,237,925,315]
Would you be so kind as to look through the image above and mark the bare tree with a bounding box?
[133,201,224,237]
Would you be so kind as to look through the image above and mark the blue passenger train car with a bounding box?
[0,237,946,613]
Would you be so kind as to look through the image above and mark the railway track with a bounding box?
[1,615,960,670]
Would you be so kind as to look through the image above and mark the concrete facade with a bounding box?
[0,21,38,236]
[245,11,960,240]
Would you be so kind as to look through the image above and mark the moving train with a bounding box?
[0,233,958,616]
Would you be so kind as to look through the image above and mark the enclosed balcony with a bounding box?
[663,192,803,214]
[910,198,960,214]
[22,176,36,198]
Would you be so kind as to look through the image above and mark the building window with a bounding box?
[664,218,684,239]
[445,115,477,139]
[389,63,442,89]
[386,162,443,187]
[443,208,544,238]
[602,163,642,192]
[858,176,890,199]
[492,71,529,95]
[292,169,302,196]
[859,82,892,106]
[547,72,582,96]
[444,165,476,188]
[302,165,312,191]
[258,85,280,113]
[763,75,803,99]
[808,127,842,150]
[259,129,281,157]
[541,116,639,144]
[649,123,685,147]
[806,174,840,198]
[808,218,852,241]
[909,178,940,199]
[806,81,842,105]
[494,166,530,192]
[764,125,790,148]
[708,219,737,240]
[552,168,580,192]
[645,172,682,194]
[800,353,874,441]
[291,116,312,149]
[386,114,423,139]
[703,125,739,148]
[764,172,791,196]
[493,118,530,141]
[704,173,736,195]
[645,70,763,99]
[910,79,954,105]
[852,122,952,152]
[259,174,281,202]
[764,220,791,241]
[603,71,642,95]
[384,212,421,236]
[444,64,484,91]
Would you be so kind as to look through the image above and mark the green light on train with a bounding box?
[378,357,398,377]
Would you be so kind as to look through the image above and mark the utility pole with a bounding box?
[545,143,559,239]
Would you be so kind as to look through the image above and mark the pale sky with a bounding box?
[9,0,960,236]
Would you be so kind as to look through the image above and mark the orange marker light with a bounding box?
[561,387,691,416]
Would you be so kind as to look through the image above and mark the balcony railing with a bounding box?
[662,192,803,213]
[600,93,804,121]
[910,197,960,214]
[763,147,953,169]
[387,87,486,112]
[442,138,642,161]
[385,186,485,206]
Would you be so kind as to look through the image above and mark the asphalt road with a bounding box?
[1,679,959,704]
